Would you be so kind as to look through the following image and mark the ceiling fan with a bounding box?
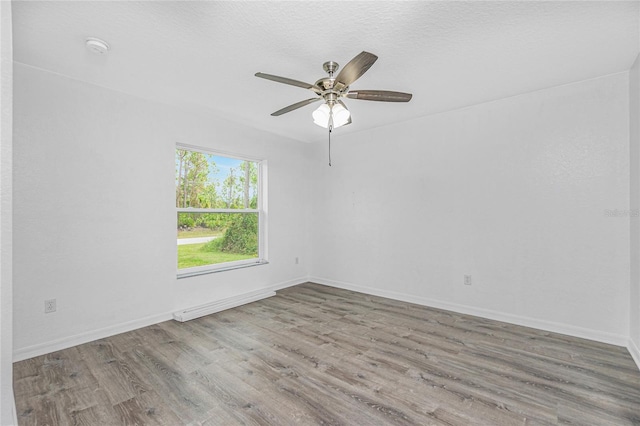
[255,51,412,129]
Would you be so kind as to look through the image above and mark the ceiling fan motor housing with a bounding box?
[315,77,335,91]
[316,61,350,103]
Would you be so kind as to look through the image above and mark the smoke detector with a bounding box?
[85,37,110,55]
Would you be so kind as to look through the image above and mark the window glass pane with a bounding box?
[175,149,258,209]
[177,212,259,269]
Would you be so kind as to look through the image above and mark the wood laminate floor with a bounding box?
[13,283,640,425]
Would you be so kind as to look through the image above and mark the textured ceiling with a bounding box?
[12,1,640,143]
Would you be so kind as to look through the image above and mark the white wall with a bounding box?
[310,73,631,345]
[0,1,16,423]
[13,64,311,358]
[630,53,640,364]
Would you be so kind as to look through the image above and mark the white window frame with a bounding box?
[176,143,268,278]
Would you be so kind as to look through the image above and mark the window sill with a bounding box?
[177,260,269,279]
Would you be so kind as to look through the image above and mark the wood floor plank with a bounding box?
[123,346,214,424]
[112,389,185,426]
[14,282,640,425]
[130,324,213,374]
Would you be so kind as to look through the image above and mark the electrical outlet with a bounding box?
[464,275,472,286]
[44,299,56,313]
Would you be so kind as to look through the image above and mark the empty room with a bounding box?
[1,1,640,424]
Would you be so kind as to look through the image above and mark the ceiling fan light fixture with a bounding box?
[312,103,351,129]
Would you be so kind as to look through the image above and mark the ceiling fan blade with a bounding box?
[346,90,412,102]
[271,98,321,116]
[255,72,322,94]
[334,51,378,87]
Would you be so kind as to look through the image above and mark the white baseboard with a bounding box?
[265,276,310,292]
[13,311,174,362]
[628,338,640,371]
[13,277,309,362]
[309,276,629,347]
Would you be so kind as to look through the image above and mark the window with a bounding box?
[176,145,266,277]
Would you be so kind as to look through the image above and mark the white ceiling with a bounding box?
[12,1,640,143]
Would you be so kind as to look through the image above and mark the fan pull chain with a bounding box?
[328,124,333,166]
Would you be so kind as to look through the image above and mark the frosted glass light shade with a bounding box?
[312,104,331,128]
[332,103,350,128]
